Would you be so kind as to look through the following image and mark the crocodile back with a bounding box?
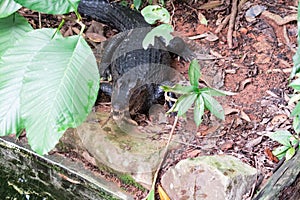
[109,28,172,81]
[78,0,149,31]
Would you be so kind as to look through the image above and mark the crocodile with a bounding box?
[78,0,194,124]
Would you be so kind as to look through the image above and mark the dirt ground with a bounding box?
[20,0,299,199]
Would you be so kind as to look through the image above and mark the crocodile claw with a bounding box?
[112,110,138,126]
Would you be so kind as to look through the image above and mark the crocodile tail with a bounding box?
[78,0,149,31]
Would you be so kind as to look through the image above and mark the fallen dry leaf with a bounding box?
[264,148,279,163]
[158,185,171,200]
[245,136,263,148]
[72,27,81,35]
[63,26,74,37]
[239,78,252,91]
[205,32,219,42]
[271,114,288,126]
[199,1,222,10]
[86,32,106,43]
[220,141,234,151]
[240,110,251,122]
[187,149,202,157]
[224,106,239,115]
[199,124,220,136]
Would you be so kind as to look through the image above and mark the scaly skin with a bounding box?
[78,0,193,124]
[78,0,149,31]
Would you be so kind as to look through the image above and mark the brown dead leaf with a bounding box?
[264,148,279,163]
[245,136,263,148]
[86,32,106,43]
[224,106,239,115]
[199,124,220,136]
[271,114,287,125]
[158,185,171,200]
[240,110,251,122]
[63,26,74,37]
[72,27,81,35]
[239,78,252,91]
[199,1,222,10]
[220,141,234,151]
[187,149,202,157]
[87,20,104,34]
[205,32,219,42]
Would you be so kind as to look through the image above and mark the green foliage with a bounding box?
[289,78,300,133]
[146,189,155,200]
[290,1,300,78]
[0,0,21,18]
[0,0,99,154]
[141,5,170,24]
[0,13,33,57]
[14,0,80,14]
[267,0,300,161]
[266,131,299,160]
[133,0,142,10]
[142,24,173,48]
[162,60,234,127]
[119,174,146,191]
[141,5,173,49]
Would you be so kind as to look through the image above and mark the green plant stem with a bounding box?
[67,0,82,20]
[52,19,65,39]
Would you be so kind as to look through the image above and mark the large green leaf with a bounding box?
[266,130,292,147]
[0,12,32,57]
[133,0,142,10]
[142,24,173,49]
[0,29,59,136]
[0,0,22,18]
[21,33,99,155]
[194,95,204,126]
[160,84,195,94]
[202,93,224,120]
[285,147,296,160]
[188,59,201,87]
[291,102,300,117]
[14,0,80,14]
[289,77,300,91]
[171,93,198,116]
[272,145,290,160]
[141,5,170,24]
[291,1,300,78]
[200,87,236,96]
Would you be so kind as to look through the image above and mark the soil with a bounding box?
[18,0,299,199]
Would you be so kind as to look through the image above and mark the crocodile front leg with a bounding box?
[111,63,180,127]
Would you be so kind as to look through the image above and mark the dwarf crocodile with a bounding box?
[78,0,194,124]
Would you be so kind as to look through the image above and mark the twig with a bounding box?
[146,116,178,199]
[227,0,238,49]
[170,0,176,28]
[215,0,247,34]
[215,15,230,34]
[38,12,42,29]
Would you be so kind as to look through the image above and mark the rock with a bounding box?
[161,155,257,200]
[76,112,180,189]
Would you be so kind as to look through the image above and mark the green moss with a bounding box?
[119,174,147,192]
